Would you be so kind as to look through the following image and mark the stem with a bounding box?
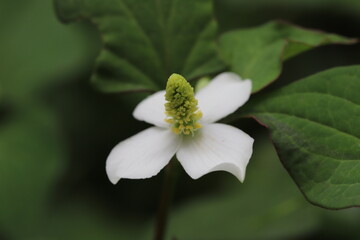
[154,160,177,240]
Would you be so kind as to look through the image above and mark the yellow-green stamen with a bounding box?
[164,74,202,136]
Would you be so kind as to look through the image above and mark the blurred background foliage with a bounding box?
[0,0,359,239]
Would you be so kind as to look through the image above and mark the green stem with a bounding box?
[154,160,177,240]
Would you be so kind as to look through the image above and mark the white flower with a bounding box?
[106,72,254,184]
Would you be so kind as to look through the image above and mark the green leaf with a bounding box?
[242,65,360,209]
[55,0,225,92]
[0,105,65,238]
[219,21,356,92]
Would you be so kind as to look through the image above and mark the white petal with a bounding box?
[195,72,252,123]
[176,123,253,182]
[106,127,180,184]
[133,90,168,127]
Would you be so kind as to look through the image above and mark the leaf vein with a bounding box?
[260,112,360,142]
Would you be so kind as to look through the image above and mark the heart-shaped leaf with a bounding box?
[242,65,360,209]
[219,21,356,93]
[55,0,225,92]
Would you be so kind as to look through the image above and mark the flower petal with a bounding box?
[176,123,253,182]
[133,90,168,127]
[195,72,252,123]
[106,127,180,184]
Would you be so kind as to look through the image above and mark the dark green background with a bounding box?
[0,0,359,239]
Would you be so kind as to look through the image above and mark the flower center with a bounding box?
[164,74,202,136]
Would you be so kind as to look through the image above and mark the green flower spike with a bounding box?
[164,74,202,136]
